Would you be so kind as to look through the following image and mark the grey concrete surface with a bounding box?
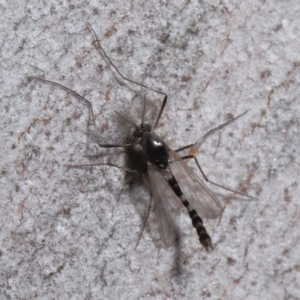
[0,1,299,299]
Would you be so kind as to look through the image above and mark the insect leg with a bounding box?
[86,23,168,128]
[134,193,152,250]
[195,110,249,147]
[180,154,256,199]
[98,141,137,148]
[174,143,195,153]
[67,159,151,249]
[175,110,249,153]
[28,76,96,126]
[66,162,138,173]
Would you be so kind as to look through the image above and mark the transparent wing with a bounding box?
[147,162,180,246]
[168,149,223,219]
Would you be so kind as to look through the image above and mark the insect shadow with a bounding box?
[28,23,254,252]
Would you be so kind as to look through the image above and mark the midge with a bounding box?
[28,23,252,252]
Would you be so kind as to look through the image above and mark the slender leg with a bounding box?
[66,162,138,173]
[174,143,195,153]
[134,194,152,250]
[28,77,139,149]
[28,76,96,126]
[86,23,168,128]
[196,110,249,147]
[179,154,256,200]
[97,141,137,148]
[175,110,249,153]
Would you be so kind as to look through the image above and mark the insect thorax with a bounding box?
[140,131,169,170]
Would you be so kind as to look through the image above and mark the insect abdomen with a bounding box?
[168,177,213,251]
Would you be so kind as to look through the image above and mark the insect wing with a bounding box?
[169,150,223,219]
[147,162,180,246]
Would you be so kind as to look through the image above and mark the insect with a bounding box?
[28,23,252,252]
